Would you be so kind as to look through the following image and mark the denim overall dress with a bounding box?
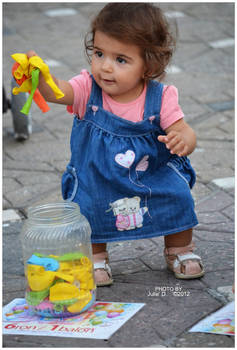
[62,78,198,243]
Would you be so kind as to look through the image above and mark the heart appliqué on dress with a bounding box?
[136,155,149,172]
[92,105,98,115]
[115,150,135,168]
[148,115,156,124]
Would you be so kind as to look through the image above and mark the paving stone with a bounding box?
[196,168,234,185]
[184,3,234,20]
[139,252,168,271]
[196,127,233,142]
[30,190,64,209]
[190,146,234,176]
[195,213,234,234]
[149,345,166,348]
[195,190,234,213]
[173,331,234,347]
[3,221,23,235]
[3,290,25,307]
[174,42,208,65]
[207,100,235,112]
[219,117,235,136]
[195,273,233,298]
[195,241,234,273]
[5,183,61,208]
[4,171,61,196]
[194,230,234,243]
[5,140,70,162]
[44,8,78,17]
[114,270,204,290]
[221,204,235,221]
[108,305,165,347]
[3,178,22,193]
[194,112,234,141]
[165,72,234,109]
[212,177,235,190]
[209,38,234,49]
[3,275,25,295]
[191,181,213,202]
[53,160,69,173]
[165,10,186,18]
[44,58,64,67]
[3,335,110,348]
[3,231,24,275]
[110,258,150,276]
[180,49,231,75]
[165,288,223,309]
[217,286,234,302]
[196,209,228,226]
[194,20,233,42]
[154,302,222,339]
[3,197,12,210]
[197,139,234,151]
[16,172,61,187]
[166,64,182,74]
[4,159,55,172]
[3,209,22,222]
[109,239,157,261]
[71,2,105,18]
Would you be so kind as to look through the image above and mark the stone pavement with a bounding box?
[3,2,234,348]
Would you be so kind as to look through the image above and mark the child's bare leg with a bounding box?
[92,243,107,254]
[164,228,204,278]
[92,243,113,286]
[164,228,192,248]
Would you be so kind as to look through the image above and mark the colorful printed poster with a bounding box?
[189,301,234,336]
[3,298,145,339]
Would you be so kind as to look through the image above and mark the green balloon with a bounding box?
[21,68,40,115]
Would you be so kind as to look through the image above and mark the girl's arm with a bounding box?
[158,119,196,157]
[26,50,74,105]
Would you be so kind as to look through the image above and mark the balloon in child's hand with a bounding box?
[11,53,64,115]
[20,69,40,115]
[12,62,50,114]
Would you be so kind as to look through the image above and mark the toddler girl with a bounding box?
[27,3,204,286]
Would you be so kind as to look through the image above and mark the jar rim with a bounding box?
[27,201,81,225]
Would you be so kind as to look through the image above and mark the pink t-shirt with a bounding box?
[67,69,184,130]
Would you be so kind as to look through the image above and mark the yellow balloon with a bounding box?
[12,79,32,95]
[27,265,55,291]
[67,290,92,313]
[49,282,80,302]
[11,53,64,99]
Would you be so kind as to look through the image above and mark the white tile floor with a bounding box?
[3,209,21,222]
[44,8,78,17]
[212,177,235,189]
[209,38,234,49]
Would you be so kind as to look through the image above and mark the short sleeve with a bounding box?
[160,85,184,130]
[66,69,92,119]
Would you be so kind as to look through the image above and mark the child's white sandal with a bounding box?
[164,242,205,279]
[93,252,113,287]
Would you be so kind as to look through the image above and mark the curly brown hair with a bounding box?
[85,3,176,81]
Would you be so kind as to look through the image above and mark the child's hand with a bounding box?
[24,51,74,105]
[26,50,38,59]
[158,119,197,157]
[158,131,189,157]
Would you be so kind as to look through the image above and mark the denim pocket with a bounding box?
[167,157,196,189]
[61,165,78,201]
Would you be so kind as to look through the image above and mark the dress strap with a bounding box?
[143,80,164,120]
[88,75,103,107]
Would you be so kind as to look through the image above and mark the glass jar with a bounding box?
[20,201,96,318]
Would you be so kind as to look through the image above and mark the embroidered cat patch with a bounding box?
[108,196,148,231]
